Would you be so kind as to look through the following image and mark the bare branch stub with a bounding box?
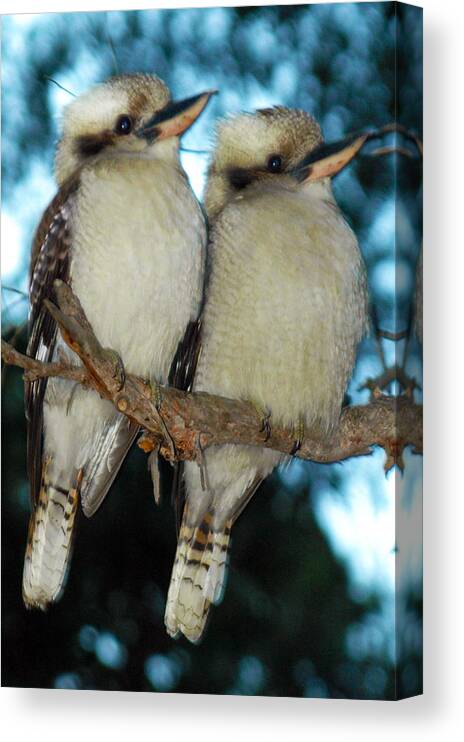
[1,282,423,468]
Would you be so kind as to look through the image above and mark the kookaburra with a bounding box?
[165,107,369,642]
[23,73,214,609]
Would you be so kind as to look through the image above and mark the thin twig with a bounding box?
[1,339,87,384]
[43,76,76,98]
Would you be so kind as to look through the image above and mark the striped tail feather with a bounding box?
[165,509,231,643]
[22,459,81,610]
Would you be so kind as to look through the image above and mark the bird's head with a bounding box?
[55,73,215,184]
[204,106,366,219]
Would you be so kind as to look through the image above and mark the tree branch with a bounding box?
[1,339,87,384]
[1,281,422,470]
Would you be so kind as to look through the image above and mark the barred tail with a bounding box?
[22,461,81,610]
[165,510,231,643]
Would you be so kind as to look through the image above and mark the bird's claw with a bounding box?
[148,378,163,409]
[252,402,272,441]
[261,410,272,441]
[147,377,176,460]
[102,348,125,391]
[290,418,305,456]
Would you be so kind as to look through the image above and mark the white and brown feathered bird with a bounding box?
[23,73,214,609]
[165,107,369,642]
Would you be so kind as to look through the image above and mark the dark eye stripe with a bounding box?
[228,168,253,190]
[76,133,113,158]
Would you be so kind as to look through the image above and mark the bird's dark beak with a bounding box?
[136,91,217,143]
[295,134,368,182]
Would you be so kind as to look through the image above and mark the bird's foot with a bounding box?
[195,432,210,492]
[251,402,272,441]
[148,378,176,460]
[148,378,163,409]
[102,348,125,391]
[290,417,305,456]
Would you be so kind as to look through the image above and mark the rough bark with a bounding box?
[1,280,422,470]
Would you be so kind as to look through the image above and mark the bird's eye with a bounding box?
[267,154,283,173]
[115,115,133,135]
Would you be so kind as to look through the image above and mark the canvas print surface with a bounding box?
[1,2,423,700]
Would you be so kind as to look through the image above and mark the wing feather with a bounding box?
[80,416,139,517]
[168,318,202,533]
[25,176,79,506]
[26,174,140,516]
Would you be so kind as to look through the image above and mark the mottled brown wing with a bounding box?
[25,176,79,506]
[168,317,203,533]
